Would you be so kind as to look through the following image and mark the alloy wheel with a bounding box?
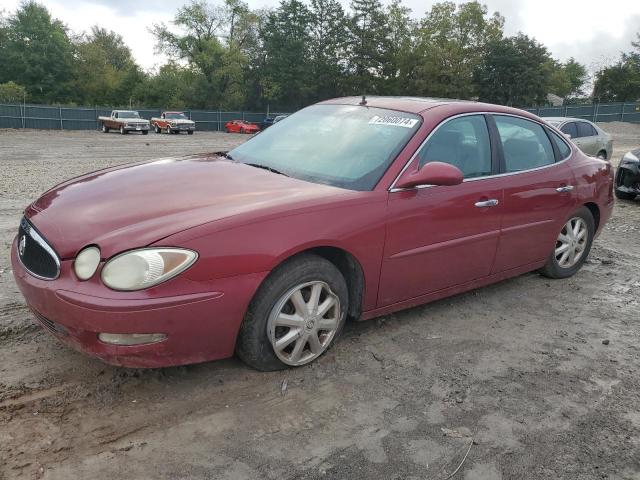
[555,217,588,268]
[267,281,340,366]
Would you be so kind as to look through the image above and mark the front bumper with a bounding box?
[11,238,266,368]
[124,124,150,131]
[615,162,640,195]
[169,124,196,131]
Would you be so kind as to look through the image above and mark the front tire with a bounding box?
[102,124,109,133]
[236,254,348,371]
[142,130,148,135]
[119,126,127,135]
[154,125,161,134]
[540,207,595,279]
[597,150,607,160]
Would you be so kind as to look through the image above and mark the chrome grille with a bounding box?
[17,217,60,280]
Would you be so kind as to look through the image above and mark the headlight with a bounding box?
[622,151,639,164]
[101,248,197,291]
[74,246,101,280]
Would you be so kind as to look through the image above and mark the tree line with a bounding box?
[0,0,638,111]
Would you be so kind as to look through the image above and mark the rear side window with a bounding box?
[548,129,572,159]
[577,122,597,138]
[560,122,578,138]
[417,115,492,178]
[494,116,556,173]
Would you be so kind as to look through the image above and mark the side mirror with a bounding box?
[395,161,464,190]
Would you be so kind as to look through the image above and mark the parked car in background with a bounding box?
[98,110,150,135]
[615,148,640,200]
[261,117,276,130]
[224,120,260,134]
[545,117,612,159]
[12,97,614,370]
[151,112,195,135]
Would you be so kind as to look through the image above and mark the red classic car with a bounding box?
[224,120,260,134]
[12,97,614,370]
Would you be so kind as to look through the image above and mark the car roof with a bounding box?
[543,117,593,123]
[318,96,540,119]
[164,111,184,114]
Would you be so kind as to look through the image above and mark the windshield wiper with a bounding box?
[245,163,288,177]
[215,151,234,160]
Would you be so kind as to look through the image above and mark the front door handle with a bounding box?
[475,199,499,208]
[556,185,574,193]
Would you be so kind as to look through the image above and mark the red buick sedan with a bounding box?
[224,120,260,134]
[12,97,614,370]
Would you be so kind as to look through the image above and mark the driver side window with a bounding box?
[417,115,492,179]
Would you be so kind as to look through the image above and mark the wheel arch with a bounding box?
[583,202,600,231]
[267,245,365,322]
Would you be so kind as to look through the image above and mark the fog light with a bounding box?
[98,333,167,346]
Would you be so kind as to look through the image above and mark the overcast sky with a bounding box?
[2,0,639,72]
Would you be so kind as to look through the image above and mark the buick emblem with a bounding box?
[18,235,26,257]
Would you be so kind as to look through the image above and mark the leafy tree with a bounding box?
[412,1,503,99]
[133,63,198,108]
[346,0,390,94]
[151,0,258,108]
[593,36,640,102]
[73,27,144,106]
[261,0,313,109]
[0,81,26,102]
[474,34,553,107]
[380,0,415,95]
[307,0,348,101]
[0,1,74,103]
[548,57,588,100]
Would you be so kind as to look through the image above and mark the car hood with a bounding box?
[25,154,356,259]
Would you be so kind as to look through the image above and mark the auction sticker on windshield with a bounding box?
[368,115,419,128]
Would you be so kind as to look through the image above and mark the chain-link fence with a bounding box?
[1,101,639,131]
[0,104,290,131]
[525,102,640,123]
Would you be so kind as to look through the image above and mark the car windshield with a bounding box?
[120,111,140,119]
[166,113,187,119]
[228,104,421,190]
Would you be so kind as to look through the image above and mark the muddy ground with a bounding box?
[0,125,639,480]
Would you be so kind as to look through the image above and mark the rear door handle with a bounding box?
[475,199,499,208]
[556,185,574,193]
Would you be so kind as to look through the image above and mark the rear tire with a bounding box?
[236,254,348,371]
[597,150,607,160]
[188,130,194,135]
[540,207,595,279]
